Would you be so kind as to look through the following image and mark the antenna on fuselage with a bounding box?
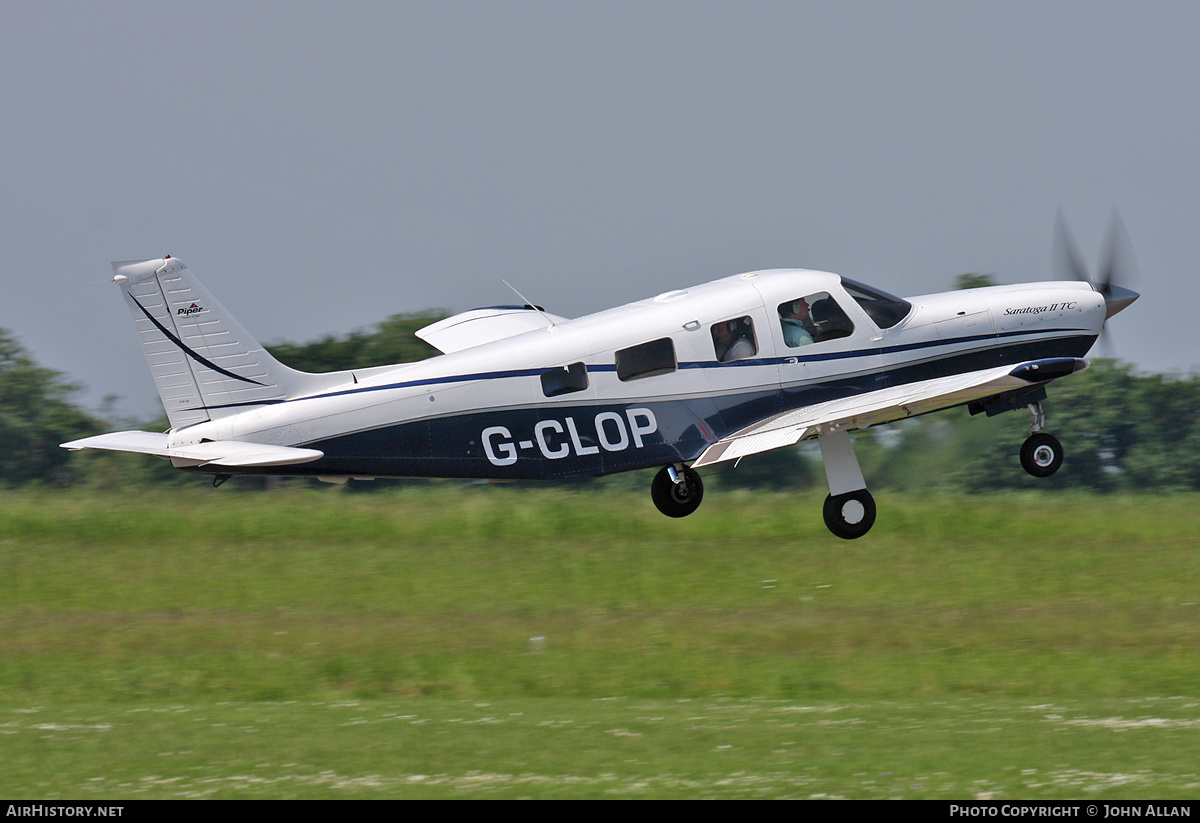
[502,279,558,329]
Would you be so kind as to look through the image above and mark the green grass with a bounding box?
[1,486,1198,797]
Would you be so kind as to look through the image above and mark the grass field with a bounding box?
[1,485,1197,798]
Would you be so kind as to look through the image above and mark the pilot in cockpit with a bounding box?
[779,298,815,347]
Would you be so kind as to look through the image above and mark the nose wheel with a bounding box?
[651,464,704,517]
[1021,432,1063,477]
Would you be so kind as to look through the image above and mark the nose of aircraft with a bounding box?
[1101,283,1139,319]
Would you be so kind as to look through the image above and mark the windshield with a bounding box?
[840,278,912,329]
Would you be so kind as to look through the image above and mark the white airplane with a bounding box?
[63,221,1138,538]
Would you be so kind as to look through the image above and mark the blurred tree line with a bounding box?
[265,311,445,372]
[2,298,1197,493]
[0,330,99,485]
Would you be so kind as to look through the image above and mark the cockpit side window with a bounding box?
[778,292,855,347]
[841,278,913,329]
[710,316,758,362]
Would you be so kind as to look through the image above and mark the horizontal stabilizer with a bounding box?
[61,431,323,468]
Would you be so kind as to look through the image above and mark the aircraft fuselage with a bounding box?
[166,269,1104,480]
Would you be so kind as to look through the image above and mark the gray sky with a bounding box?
[3,1,1197,417]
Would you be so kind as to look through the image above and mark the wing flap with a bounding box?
[61,431,324,467]
[692,358,1087,469]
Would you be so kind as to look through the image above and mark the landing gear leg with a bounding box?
[818,429,876,539]
[651,463,704,518]
[1020,402,1063,477]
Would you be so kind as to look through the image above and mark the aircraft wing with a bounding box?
[60,431,324,468]
[691,357,1087,469]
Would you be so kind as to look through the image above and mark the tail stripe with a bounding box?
[130,295,265,386]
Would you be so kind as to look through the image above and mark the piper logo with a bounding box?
[176,303,206,316]
[482,408,658,466]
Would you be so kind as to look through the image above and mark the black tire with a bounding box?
[651,466,704,518]
[822,489,876,540]
[1020,432,1063,478]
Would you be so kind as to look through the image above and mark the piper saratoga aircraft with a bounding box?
[63,219,1138,538]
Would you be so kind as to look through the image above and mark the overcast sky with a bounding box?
[3,1,1197,417]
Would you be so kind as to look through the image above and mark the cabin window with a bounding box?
[615,338,676,381]
[540,362,589,397]
[710,316,758,362]
[841,278,912,329]
[778,292,855,347]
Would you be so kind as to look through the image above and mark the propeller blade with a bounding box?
[1049,211,1139,358]
[1052,210,1091,284]
[1097,210,1139,295]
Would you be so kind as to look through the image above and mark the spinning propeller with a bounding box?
[1053,210,1140,318]
[1052,210,1140,354]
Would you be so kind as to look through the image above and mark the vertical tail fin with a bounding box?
[112,256,317,428]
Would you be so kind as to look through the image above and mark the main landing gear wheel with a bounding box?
[823,489,876,540]
[651,465,704,518]
[1021,432,1063,478]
